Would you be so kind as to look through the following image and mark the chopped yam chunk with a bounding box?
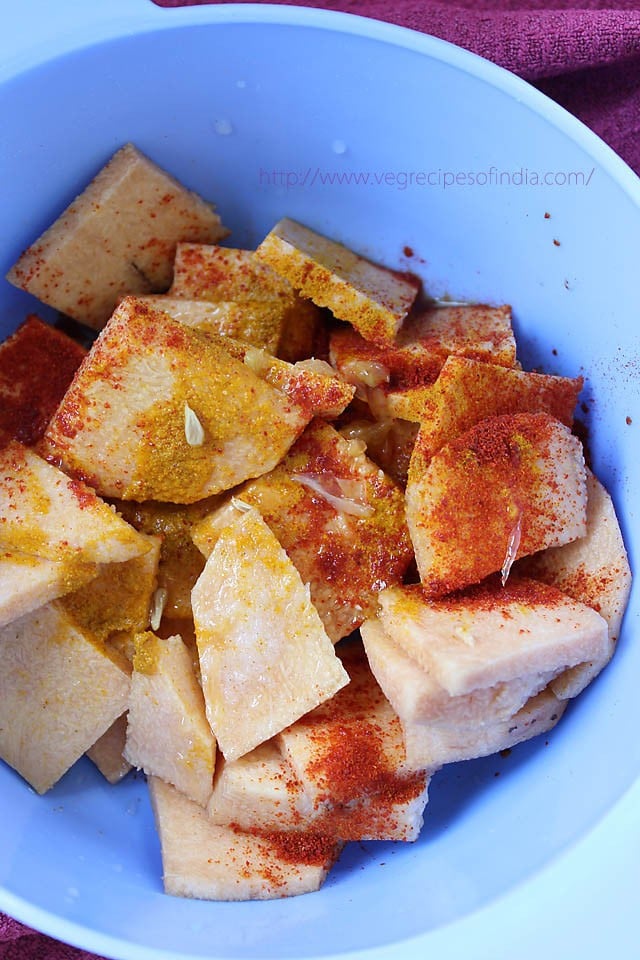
[0,440,149,564]
[0,602,130,793]
[149,776,342,901]
[133,295,287,354]
[170,244,297,303]
[6,144,227,329]
[125,632,215,807]
[377,578,609,697]
[402,686,567,769]
[361,618,553,726]
[86,714,132,784]
[393,357,583,457]
[406,413,587,596]
[191,507,349,761]
[521,471,632,698]
[0,550,97,628]
[192,421,414,642]
[59,534,160,642]
[277,641,431,841]
[329,303,517,417]
[43,297,311,502]
[208,741,314,831]
[0,315,86,445]
[169,243,323,360]
[256,218,419,346]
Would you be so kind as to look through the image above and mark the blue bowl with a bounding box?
[1,3,638,959]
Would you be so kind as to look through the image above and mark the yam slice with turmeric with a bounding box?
[406,412,587,596]
[0,601,130,793]
[59,533,161,643]
[6,143,227,329]
[0,549,97,629]
[43,297,311,502]
[0,440,149,564]
[256,218,419,346]
[191,507,349,762]
[148,776,342,901]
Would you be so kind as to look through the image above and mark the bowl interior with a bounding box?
[0,12,638,960]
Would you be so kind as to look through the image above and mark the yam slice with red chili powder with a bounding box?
[394,355,583,461]
[329,302,517,420]
[0,314,85,446]
[277,640,431,841]
[6,143,227,330]
[149,775,342,901]
[406,411,588,597]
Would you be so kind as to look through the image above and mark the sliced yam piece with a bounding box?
[59,533,160,643]
[240,348,355,420]
[207,741,314,831]
[0,440,149,564]
[360,618,553,726]
[192,508,349,761]
[6,143,227,329]
[86,713,132,784]
[521,471,632,698]
[392,357,583,456]
[378,578,609,698]
[402,687,567,769]
[277,641,431,841]
[124,632,215,807]
[256,218,419,346]
[209,734,429,842]
[115,499,219,620]
[406,412,588,596]
[0,315,86,445]
[170,243,324,360]
[329,302,518,414]
[0,550,97,629]
[43,297,310,502]
[0,602,130,793]
[192,420,414,643]
[170,243,297,303]
[148,776,342,901]
[135,295,287,355]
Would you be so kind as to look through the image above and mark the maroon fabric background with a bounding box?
[1,1,638,958]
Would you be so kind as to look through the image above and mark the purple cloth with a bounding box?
[2,1,638,957]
